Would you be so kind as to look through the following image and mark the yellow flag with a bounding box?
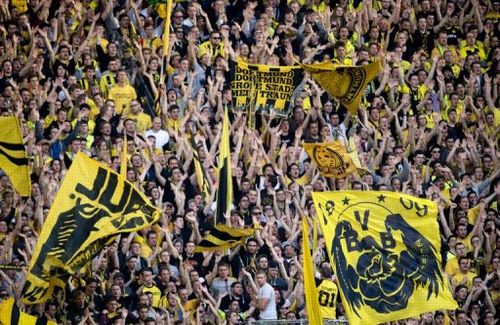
[303,60,381,114]
[302,218,322,325]
[312,191,457,325]
[121,135,128,178]
[215,108,232,224]
[0,297,56,325]
[23,153,161,304]
[162,0,173,57]
[303,141,357,178]
[0,116,31,196]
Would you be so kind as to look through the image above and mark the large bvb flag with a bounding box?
[312,191,457,325]
[215,108,232,224]
[0,116,31,196]
[23,153,161,304]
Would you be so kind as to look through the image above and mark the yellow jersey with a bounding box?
[316,278,338,320]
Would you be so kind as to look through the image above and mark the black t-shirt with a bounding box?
[231,245,270,276]
[67,303,87,325]
[183,252,205,273]
[445,26,462,46]
[220,293,251,312]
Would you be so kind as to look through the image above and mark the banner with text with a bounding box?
[229,60,301,117]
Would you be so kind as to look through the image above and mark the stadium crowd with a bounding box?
[0,0,499,324]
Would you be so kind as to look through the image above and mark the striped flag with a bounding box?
[194,224,256,253]
[0,116,31,196]
[215,108,232,224]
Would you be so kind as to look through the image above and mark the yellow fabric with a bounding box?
[126,112,152,134]
[457,232,474,254]
[11,0,28,13]
[0,117,31,196]
[143,284,162,307]
[303,60,382,114]
[445,257,459,277]
[0,297,57,325]
[108,84,137,115]
[303,141,357,178]
[312,191,457,325]
[302,218,323,325]
[23,153,161,304]
[467,205,481,227]
[166,118,180,132]
[197,41,226,60]
[71,119,96,135]
[451,271,476,290]
[284,173,310,186]
[121,135,128,178]
[459,43,486,61]
[163,0,173,56]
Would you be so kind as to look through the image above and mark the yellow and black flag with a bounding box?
[303,60,381,114]
[22,153,161,304]
[312,191,457,325]
[303,141,357,178]
[215,108,233,224]
[189,135,211,204]
[0,116,31,196]
[194,224,256,253]
[0,297,56,325]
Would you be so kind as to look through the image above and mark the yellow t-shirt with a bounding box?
[316,278,338,319]
[445,256,459,277]
[126,112,152,134]
[108,84,137,115]
[451,271,476,290]
[143,284,162,307]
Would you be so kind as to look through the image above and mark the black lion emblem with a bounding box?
[333,214,442,316]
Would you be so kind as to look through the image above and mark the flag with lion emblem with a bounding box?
[312,191,457,325]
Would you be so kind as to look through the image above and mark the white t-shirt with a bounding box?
[258,283,277,320]
[144,129,170,149]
